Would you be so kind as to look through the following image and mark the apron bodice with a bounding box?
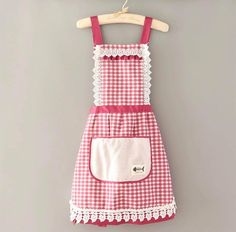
[90,16,153,106]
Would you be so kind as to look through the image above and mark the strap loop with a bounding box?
[140,16,153,44]
[90,16,103,45]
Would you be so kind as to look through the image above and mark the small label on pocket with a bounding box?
[132,165,145,175]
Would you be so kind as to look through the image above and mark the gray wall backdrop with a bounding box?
[1,0,236,231]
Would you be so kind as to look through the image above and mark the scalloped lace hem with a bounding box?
[69,198,177,224]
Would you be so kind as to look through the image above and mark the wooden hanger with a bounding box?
[76,0,169,32]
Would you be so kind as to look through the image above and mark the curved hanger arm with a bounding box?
[76,13,169,32]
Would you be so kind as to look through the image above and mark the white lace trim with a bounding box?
[92,44,152,106]
[142,46,152,104]
[94,44,148,58]
[69,198,177,223]
[92,47,103,106]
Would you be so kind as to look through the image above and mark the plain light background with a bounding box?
[0,0,236,231]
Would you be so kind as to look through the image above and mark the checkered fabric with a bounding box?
[98,44,144,106]
[70,15,176,226]
[71,111,174,208]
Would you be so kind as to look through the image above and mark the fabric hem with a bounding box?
[69,198,177,226]
[72,213,175,227]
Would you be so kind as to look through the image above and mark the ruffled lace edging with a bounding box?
[94,44,149,58]
[69,198,177,224]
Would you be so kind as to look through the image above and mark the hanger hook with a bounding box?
[122,0,129,11]
[113,0,129,16]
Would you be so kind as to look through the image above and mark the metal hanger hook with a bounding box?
[113,0,129,16]
[121,0,129,12]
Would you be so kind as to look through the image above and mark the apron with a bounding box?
[70,15,177,227]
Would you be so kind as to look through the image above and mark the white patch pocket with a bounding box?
[89,137,151,182]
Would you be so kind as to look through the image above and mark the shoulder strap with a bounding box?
[140,16,153,44]
[90,16,103,45]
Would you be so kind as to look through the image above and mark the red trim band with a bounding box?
[90,105,153,114]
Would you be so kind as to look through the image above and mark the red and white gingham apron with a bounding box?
[70,16,177,227]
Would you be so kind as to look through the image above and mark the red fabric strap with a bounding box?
[90,16,152,45]
[90,16,103,45]
[140,16,153,44]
